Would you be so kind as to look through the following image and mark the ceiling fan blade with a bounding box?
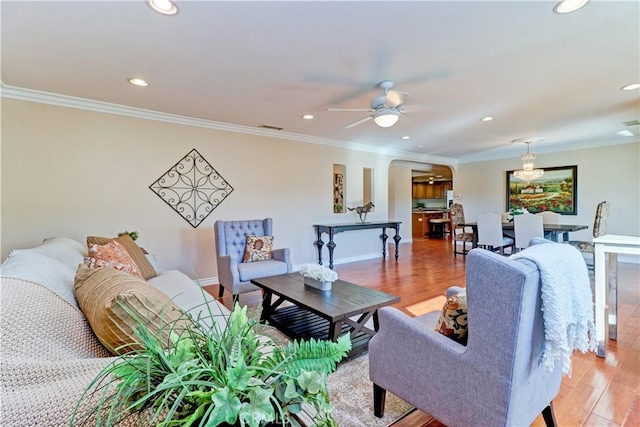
[344,116,373,129]
[401,101,454,113]
[327,108,375,112]
[385,90,407,108]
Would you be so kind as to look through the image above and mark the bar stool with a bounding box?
[429,217,450,238]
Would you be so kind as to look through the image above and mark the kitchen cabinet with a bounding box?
[435,181,452,198]
[425,184,435,198]
[412,183,427,199]
[412,211,450,238]
[412,213,425,238]
[413,181,452,199]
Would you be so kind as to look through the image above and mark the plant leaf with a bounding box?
[297,370,322,394]
[238,387,276,427]
[206,387,241,426]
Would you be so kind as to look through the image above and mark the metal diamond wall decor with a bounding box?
[149,148,234,228]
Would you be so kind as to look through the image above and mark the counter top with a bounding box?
[413,209,449,213]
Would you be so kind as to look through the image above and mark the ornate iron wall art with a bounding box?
[149,149,234,228]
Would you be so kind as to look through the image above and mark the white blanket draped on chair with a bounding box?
[512,242,597,375]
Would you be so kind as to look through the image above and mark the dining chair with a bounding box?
[514,213,544,251]
[568,201,610,269]
[450,203,473,256]
[536,211,561,224]
[477,212,514,255]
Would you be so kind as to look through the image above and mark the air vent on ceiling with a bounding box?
[259,124,283,131]
[623,120,640,127]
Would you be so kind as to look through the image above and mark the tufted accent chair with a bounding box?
[214,218,292,299]
[369,246,564,427]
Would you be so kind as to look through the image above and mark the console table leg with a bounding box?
[327,230,336,269]
[314,228,324,266]
[393,229,401,261]
[380,228,389,259]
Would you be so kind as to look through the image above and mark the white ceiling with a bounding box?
[2,0,639,163]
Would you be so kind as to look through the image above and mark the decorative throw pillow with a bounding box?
[85,240,144,279]
[434,292,468,344]
[73,264,185,355]
[243,235,274,263]
[87,234,157,279]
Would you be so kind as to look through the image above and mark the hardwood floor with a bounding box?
[205,237,640,427]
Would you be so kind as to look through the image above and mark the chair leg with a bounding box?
[218,285,224,298]
[542,402,557,427]
[373,383,386,418]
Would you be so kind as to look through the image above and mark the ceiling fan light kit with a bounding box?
[553,0,590,14]
[147,0,179,15]
[373,110,400,128]
[329,80,410,129]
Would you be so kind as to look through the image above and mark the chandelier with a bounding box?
[512,138,544,183]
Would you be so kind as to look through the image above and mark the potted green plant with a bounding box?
[117,230,139,241]
[71,301,351,427]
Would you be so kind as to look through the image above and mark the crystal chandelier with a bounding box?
[512,138,544,183]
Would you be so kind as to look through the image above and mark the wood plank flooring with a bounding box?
[205,237,640,427]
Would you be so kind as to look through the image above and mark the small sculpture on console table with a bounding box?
[348,201,375,223]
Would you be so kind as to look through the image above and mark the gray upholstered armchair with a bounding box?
[214,218,292,299]
[369,247,564,426]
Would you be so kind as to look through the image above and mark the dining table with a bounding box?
[459,222,589,248]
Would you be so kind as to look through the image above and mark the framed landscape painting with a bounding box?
[506,165,577,215]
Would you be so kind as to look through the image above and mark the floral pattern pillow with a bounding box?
[434,292,468,344]
[85,240,144,279]
[243,235,274,263]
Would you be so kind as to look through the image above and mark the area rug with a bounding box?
[323,353,413,426]
[249,306,413,426]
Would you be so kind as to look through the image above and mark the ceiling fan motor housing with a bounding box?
[370,95,388,109]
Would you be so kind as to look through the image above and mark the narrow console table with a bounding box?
[313,221,401,269]
[593,234,640,358]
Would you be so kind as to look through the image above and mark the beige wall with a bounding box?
[453,143,640,242]
[3,98,638,282]
[1,99,433,282]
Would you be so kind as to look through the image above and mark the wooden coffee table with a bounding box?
[251,273,400,357]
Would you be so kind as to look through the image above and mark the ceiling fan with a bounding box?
[327,80,410,129]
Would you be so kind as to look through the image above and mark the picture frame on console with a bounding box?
[506,165,577,215]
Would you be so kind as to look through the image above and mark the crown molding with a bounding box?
[0,83,458,167]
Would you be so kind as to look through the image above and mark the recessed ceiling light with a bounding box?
[553,0,589,14]
[416,145,424,149]
[301,114,314,120]
[621,83,640,91]
[480,116,494,122]
[401,136,410,140]
[127,78,149,87]
[147,0,179,16]
[617,130,634,137]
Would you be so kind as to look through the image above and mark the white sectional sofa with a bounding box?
[0,237,230,426]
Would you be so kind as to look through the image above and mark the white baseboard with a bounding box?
[294,252,383,270]
[194,276,218,287]
[194,252,390,287]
